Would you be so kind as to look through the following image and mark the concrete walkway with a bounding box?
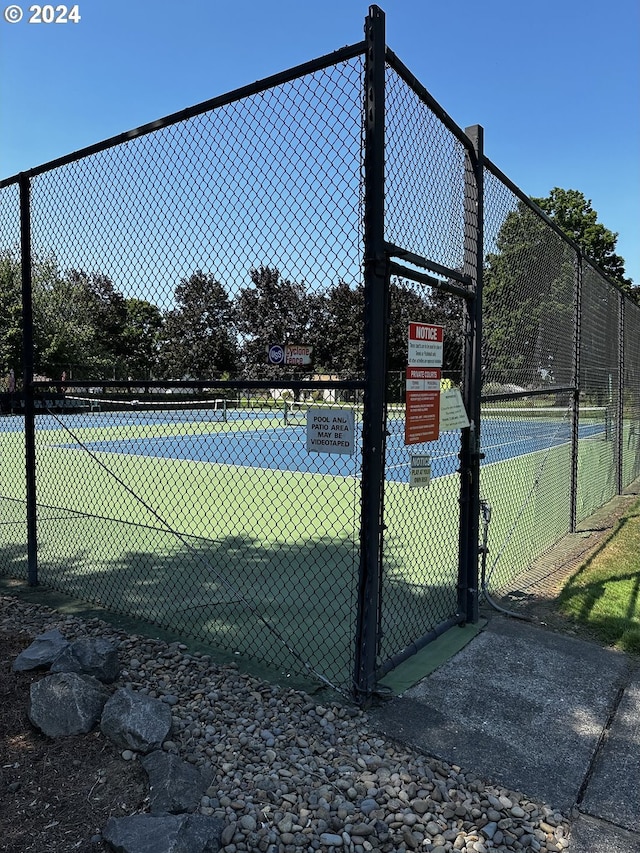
[369,614,640,852]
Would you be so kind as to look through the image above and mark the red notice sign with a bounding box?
[408,323,444,368]
[405,367,441,444]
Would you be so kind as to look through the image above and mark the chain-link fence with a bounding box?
[1,5,638,703]
[376,53,471,676]
[480,160,639,599]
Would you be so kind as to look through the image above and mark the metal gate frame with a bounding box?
[353,5,483,703]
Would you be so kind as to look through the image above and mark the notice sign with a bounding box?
[439,387,470,431]
[306,408,355,456]
[410,454,431,489]
[405,367,441,444]
[408,323,443,368]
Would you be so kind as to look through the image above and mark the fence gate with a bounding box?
[353,7,483,701]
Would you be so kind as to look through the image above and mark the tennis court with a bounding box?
[13,400,611,483]
[42,402,608,483]
[0,399,615,687]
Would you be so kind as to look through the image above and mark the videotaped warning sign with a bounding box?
[306,408,355,456]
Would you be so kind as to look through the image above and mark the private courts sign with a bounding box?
[405,322,443,445]
[405,367,441,444]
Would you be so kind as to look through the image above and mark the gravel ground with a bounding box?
[1,593,572,852]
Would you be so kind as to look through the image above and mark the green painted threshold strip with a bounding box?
[378,619,486,695]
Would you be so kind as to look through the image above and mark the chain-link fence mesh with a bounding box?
[4,53,368,690]
[379,65,468,665]
[379,283,465,667]
[623,301,640,486]
[385,64,467,273]
[481,166,577,592]
[576,265,621,521]
[0,182,27,580]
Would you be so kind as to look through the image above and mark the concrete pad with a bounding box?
[581,668,640,831]
[369,615,629,813]
[569,813,640,853]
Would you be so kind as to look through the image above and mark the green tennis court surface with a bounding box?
[0,401,624,687]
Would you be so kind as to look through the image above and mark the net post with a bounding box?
[354,4,387,706]
[19,172,38,586]
[569,251,583,533]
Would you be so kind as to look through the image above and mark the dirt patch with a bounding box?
[0,631,148,853]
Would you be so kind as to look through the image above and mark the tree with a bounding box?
[33,268,128,379]
[311,280,364,377]
[387,278,463,375]
[533,188,636,298]
[120,298,164,380]
[235,266,316,377]
[310,277,464,383]
[483,201,575,388]
[158,271,237,379]
[0,250,22,381]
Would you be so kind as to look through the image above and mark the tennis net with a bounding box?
[283,400,407,432]
[480,405,610,440]
[51,395,228,423]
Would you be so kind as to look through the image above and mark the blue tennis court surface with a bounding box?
[55,414,606,484]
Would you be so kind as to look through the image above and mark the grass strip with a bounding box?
[557,498,640,654]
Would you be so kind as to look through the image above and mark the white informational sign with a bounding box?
[285,345,313,365]
[439,388,470,431]
[306,408,355,456]
[407,323,444,368]
[409,454,431,489]
[267,344,314,365]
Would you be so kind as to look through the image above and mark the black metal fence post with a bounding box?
[617,292,625,494]
[569,251,583,533]
[354,4,388,704]
[458,125,484,625]
[19,173,38,586]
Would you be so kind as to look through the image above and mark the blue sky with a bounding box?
[1,0,638,284]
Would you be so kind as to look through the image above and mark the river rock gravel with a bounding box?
[1,594,571,852]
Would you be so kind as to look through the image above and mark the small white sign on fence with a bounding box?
[409,454,431,489]
[439,388,470,431]
[306,409,355,455]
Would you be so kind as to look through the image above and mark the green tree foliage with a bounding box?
[158,271,237,379]
[33,268,128,379]
[532,188,636,298]
[120,298,164,380]
[0,250,22,381]
[311,280,364,376]
[388,279,463,374]
[235,266,317,376]
[483,201,575,388]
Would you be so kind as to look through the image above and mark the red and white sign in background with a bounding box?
[405,323,443,445]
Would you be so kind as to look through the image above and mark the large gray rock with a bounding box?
[102,813,223,853]
[28,672,110,737]
[51,636,121,683]
[12,628,70,671]
[141,750,209,814]
[101,688,172,754]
